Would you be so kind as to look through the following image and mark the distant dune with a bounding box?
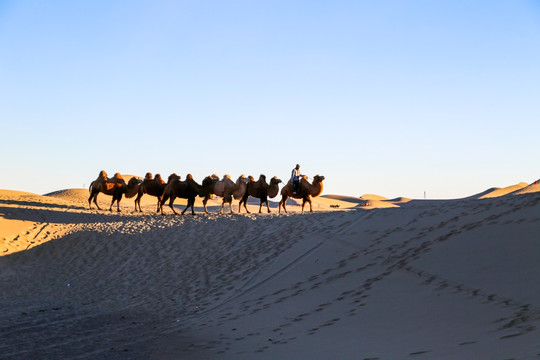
[386,197,412,203]
[45,188,90,203]
[359,194,389,201]
[321,194,364,203]
[477,182,529,199]
[355,199,399,208]
[510,181,540,196]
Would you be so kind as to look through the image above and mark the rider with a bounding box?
[291,164,303,194]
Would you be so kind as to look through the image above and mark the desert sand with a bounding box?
[0,180,539,359]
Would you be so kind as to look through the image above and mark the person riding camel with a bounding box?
[291,164,303,194]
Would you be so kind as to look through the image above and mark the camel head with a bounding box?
[168,173,180,183]
[270,176,282,185]
[313,175,325,183]
[198,176,213,197]
[202,175,218,186]
[125,177,142,198]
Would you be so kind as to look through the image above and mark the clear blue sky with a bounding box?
[1,1,539,199]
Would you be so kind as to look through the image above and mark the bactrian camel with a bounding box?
[160,174,210,215]
[217,174,248,213]
[201,174,220,214]
[239,175,282,214]
[88,171,131,212]
[201,174,249,214]
[128,172,167,212]
[278,175,325,213]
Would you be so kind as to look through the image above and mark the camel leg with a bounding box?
[181,198,194,215]
[266,200,271,213]
[259,201,263,214]
[116,194,122,212]
[182,197,196,215]
[244,197,250,214]
[135,193,142,212]
[169,197,178,215]
[308,197,313,212]
[91,192,102,210]
[301,198,307,213]
[203,197,209,214]
[279,195,288,214]
[220,201,225,214]
[239,196,250,214]
[109,196,115,212]
[159,195,167,214]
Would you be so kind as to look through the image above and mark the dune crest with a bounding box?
[478,182,529,199]
[360,193,388,201]
[509,181,540,195]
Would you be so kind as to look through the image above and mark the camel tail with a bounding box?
[89,181,94,193]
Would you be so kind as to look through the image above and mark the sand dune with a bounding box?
[320,194,363,203]
[0,185,539,359]
[476,182,529,199]
[510,181,540,195]
[386,196,412,203]
[355,199,399,208]
[359,194,389,201]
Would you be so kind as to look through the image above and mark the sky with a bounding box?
[1,0,539,199]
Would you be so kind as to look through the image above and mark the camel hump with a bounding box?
[98,170,108,179]
[186,174,193,180]
[113,173,124,180]
[155,173,163,181]
[223,174,231,180]
[145,172,153,180]
[211,173,219,180]
[248,176,255,182]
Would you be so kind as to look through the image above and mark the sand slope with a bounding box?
[0,188,539,359]
[477,182,529,199]
[510,181,540,196]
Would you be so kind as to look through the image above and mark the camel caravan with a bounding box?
[88,170,325,215]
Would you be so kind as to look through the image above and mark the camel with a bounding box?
[129,172,167,212]
[159,174,207,215]
[88,171,128,212]
[212,174,248,214]
[201,174,220,214]
[202,174,249,214]
[125,177,143,206]
[278,175,325,213]
[239,175,282,214]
